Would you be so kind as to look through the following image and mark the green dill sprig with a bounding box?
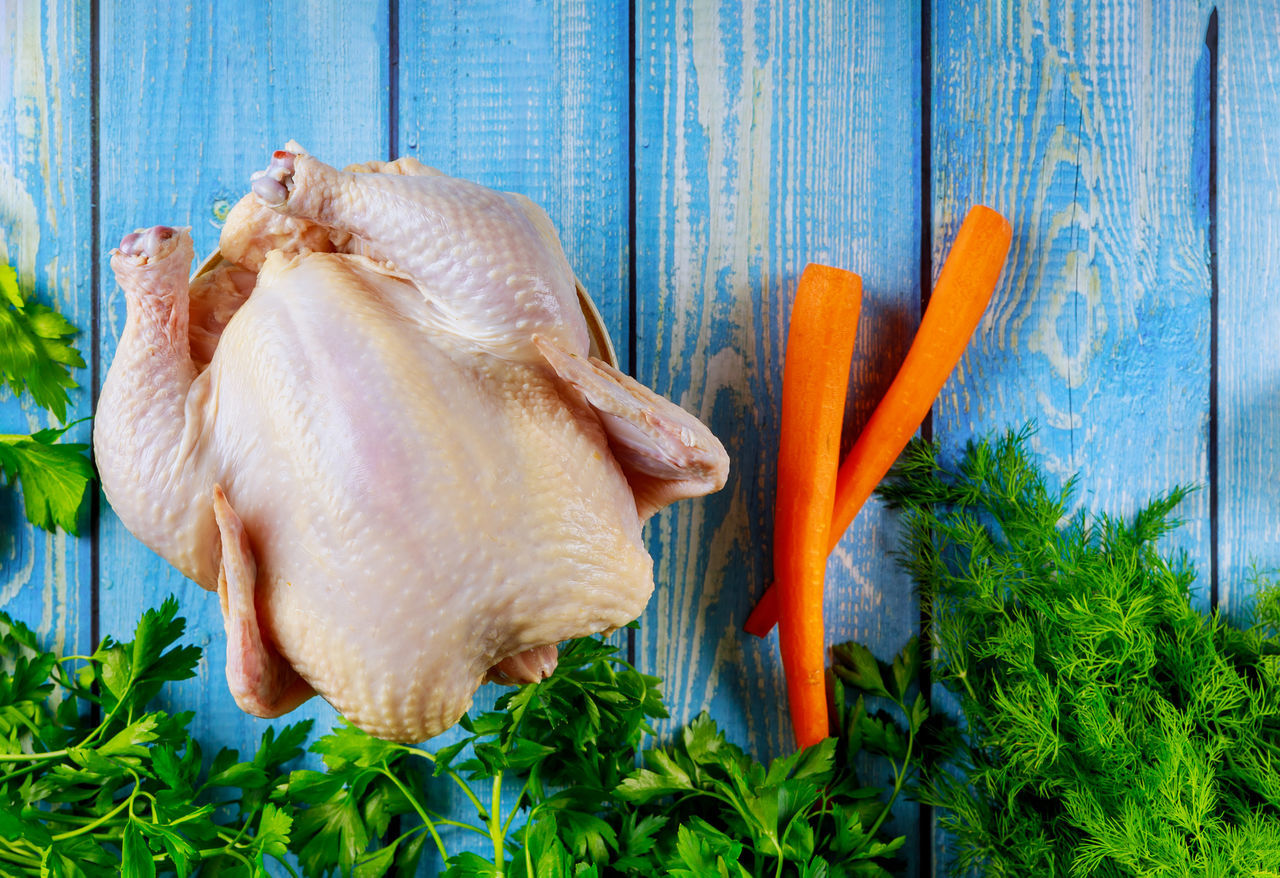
[883,427,1280,876]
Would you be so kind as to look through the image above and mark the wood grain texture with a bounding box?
[1217,1,1280,617]
[397,0,631,349]
[394,2,630,870]
[95,0,389,764]
[0,0,93,658]
[633,0,923,865]
[931,0,1214,563]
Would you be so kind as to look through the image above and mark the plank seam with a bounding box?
[918,2,935,876]
[626,0,638,670]
[919,6,934,448]
[1206,6,1219,611]
[388,0,399,160]
[89,0,101,659]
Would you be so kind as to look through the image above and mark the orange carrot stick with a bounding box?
[745,205,1012,639]
[773,263,861,749]
[828,205,1011,545]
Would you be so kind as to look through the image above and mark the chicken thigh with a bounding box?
[95,148,728,742]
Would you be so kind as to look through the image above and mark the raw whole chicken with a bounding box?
[94,146,728,742]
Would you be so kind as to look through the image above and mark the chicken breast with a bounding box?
[94,147,728,742]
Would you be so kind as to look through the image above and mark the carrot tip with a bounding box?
[743,585,780,637]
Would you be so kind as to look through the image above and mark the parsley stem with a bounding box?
[5,836,40,856]
[489,772,505,870]
[378,765,450,864]
[201,841,253,870]
[0,757,64,787]
[0,747,69,762]
[863,703,917,844]
[50,796,132,841]
[396,743,490,818]
[211,828,300,877]
[426,813,490,838]
[0,844,40,870]
[500,773,535,838]
[523,804,542,876]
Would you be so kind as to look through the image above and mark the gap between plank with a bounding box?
[89,0,102,659]
[626,0,638,670]
[389,0,400,160]
[917,2,934,876]
[1206,7,1220,612]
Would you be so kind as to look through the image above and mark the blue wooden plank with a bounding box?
[633,0,923,868]
[397,0,632,352]
[0,1,93,658]
[930,0,1214,563]
[1217,2,1280,618]
[395,1,631,870]
[95,0,389,767]
[929,1,1215,872]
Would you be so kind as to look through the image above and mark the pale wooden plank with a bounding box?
[931,0,1214,563]
[96,0,388,762]
[0,1,93,657]
[929,1,1215,872]
[633,0,923,867]
[1217,2,1280,617]
[395,2,630,870]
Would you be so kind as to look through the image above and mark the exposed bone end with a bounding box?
[250,150,297,206]
[117,225,182,262]
[109,227,196,313]
[251,175,288,207]
[486,643,560,685]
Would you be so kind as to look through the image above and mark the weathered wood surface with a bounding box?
[932,0,1215,554]
[95,0,390,778]
[1218,0,1280,619]
[632,0,924,869]
[1,0,1275,874]
[0,0,93,667]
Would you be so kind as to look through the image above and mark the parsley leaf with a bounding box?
[0,599,924,876]
[276,630,923,877]
[0,596,307,876]
[0,261,93,534]
[0,262,85,422]
[0,424,93,533]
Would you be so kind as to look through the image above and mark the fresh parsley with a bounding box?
[0,602,925,876]
[0,260,93,533]
[275,630,926,877]
[0,596,308,876]
[0,423,94,534]
[0,261,85,423]
[882,427,1280,876]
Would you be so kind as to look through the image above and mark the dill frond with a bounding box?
[887,428,1280,876]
